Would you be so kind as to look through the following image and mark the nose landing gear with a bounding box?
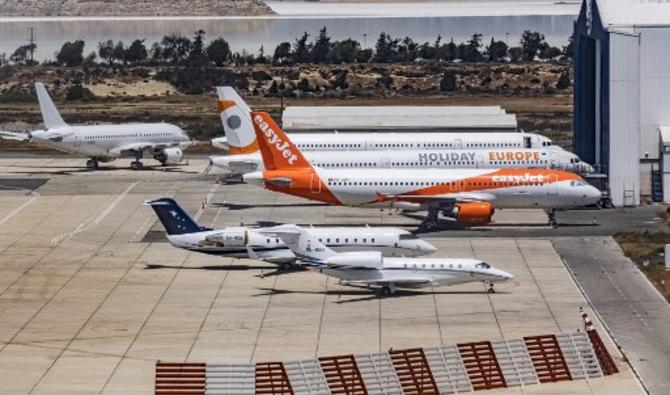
[130,151,143,171]
[380,284,397,297]
[487,282,496,294]
[86,158,99,169]
[546,209,557,227]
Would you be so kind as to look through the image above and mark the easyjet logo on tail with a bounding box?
[253,114,299,165]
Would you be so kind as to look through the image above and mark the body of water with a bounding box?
[0,14,576,61]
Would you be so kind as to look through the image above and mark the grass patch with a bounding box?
[614,231,670,302]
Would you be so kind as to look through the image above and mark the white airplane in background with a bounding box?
[243,112,602,228]
[257,224,513,295]
[0,83,194,170]
[146,197,437,269]
[210,86,558,153]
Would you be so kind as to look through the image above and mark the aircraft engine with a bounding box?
[154,148,183,165]
[445,202,494,225]
[203,227,247,247]
[325,251,383,269]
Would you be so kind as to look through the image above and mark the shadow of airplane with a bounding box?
[211,202,329,210]
[7,163,197,176]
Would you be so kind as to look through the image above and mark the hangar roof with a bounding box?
[596,0,670,28]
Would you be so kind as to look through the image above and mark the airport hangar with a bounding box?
[573,0,670,206]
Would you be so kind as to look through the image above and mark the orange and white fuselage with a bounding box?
[242,112,602,225]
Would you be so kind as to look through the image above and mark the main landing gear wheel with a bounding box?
[487,283,496,294]
[130,151,144,171]
[86,158,99,169]
[280,262,292,271]
[547,209,557,227]
[420,208,440,230]
[380,286,392,297]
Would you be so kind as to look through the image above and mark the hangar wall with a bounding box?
[608,31,640,206]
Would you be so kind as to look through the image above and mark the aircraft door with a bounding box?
[73,134,81,147]
[524,136,532,148]
[454,139,462,149]
[381,157,391,168]
[310,174,322,193]
[476,153,485,169]
[546,174,558,196]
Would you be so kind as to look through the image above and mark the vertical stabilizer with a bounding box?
[216,86,257,154]
[145,198,205,235]
[251,111,311,170]
[264,224,336,261]
[35,82,67,129]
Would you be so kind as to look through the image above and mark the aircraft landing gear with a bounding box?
[279,262,292,271]
[487,283,496,294]
[380,284,396,297]
[419,208,439,230]
[86,158,99,169]
[130,151,143,171]
[546,209,557,227]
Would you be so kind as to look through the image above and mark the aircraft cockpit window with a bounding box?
[476,262,491,269]
[399,233,418,240]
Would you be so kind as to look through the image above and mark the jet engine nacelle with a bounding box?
[203,227,247,247]
[155,148,183,165]
[445,202,494,225]
[325,251,383,269]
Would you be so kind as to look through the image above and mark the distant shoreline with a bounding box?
[0,1,580,21]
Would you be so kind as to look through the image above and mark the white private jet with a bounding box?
[146,197,437,268]
[242,112,603,228]
[0,83,194,170]
[258,224,513,295]
[210,86,558,154]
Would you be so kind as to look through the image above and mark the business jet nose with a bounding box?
[581,162,596,174]
[494,269,514,282]
[418,240,438,254]
[584,185,602,204]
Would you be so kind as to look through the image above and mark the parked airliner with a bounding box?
[258,224,513,295]
[243,112,602,228]
[211,86,557,154]
[0,83,193,170]
[147,198,437,268]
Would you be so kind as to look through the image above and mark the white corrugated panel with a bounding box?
[639,28,670,161]
[608,31,641,206]
[284,106,506,117]
[283,114,517,131]
[597,0,670,28]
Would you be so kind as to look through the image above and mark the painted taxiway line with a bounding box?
[0,188,40,228]
[50,182,138,246]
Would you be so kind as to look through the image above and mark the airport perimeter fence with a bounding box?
[155,312,618,395]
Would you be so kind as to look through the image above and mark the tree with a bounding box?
[256,45,267,63]
[112,41,126,65]
[562,35,574,60]
[464,33,483,62]
[372,32,399,63]
[311,27,331,63]
[539,45,561,60]
[161,34,192,63]
[189,30,208,66]
[56,40,85,66]
[269,80,279,95]
[439,70,457,92]
[98,40,115,65]
[293,32,311,63]
[509,46,523,62]
[486,38,508,62]
[398,37,419,62]
[0,53,7,67]
[125,39,148,64]
[297,78,312,92]
[520,30,546,61]
[332,71,349,89]
[150,42,163,63]
[329,39,361,63]
[273,42,291,64]
[10,43,36,65]
[556,71,571,90]
[207,37,231,66]
[65,83,93,101]
[84,51,97,65]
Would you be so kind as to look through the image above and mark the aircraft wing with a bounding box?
[344,278,433,286]
[0,131,30,142]
[108,142,156,155]
[378,191,497,205]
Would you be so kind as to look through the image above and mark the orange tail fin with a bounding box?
[251,112,311,170]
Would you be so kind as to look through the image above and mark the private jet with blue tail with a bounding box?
[146,198,437,268]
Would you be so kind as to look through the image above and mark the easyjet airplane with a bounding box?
[211,86,558,154]
[243,112,602,228]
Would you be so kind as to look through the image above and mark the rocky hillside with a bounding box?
[0,0,274,16]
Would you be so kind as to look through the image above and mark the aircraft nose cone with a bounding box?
[584,186,602,203]
[421,241,438,254]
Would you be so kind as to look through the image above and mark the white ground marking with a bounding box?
[193,183,219,221]
[50,182,137,246]
[0,186,40,227]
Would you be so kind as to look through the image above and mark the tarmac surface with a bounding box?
[555,237,670,395]
[0,156,651,394]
